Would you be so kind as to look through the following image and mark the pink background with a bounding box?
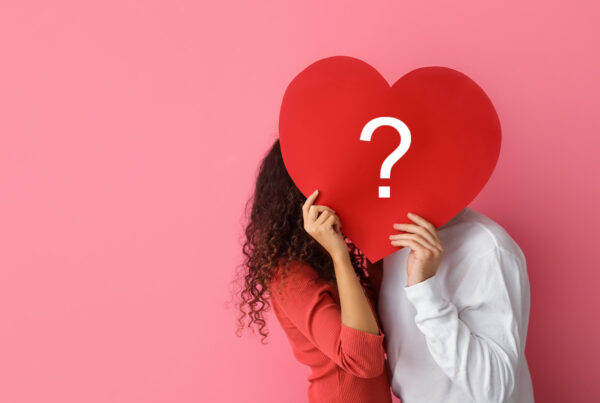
[0,1,598,402]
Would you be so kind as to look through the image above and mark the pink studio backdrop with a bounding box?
[0,1,598,402]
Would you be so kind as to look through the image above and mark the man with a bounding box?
[368,206,535,403]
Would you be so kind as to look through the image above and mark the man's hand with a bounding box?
[389,212,445,286]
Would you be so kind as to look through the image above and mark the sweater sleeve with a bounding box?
[270,262,386,379]
[404,247,528,403]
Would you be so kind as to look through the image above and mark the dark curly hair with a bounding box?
[231,137,377,344]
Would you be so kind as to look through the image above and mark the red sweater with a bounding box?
[269,261,393,403]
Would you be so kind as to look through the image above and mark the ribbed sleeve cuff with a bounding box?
[404,274,445,315]
[338,323,386,378]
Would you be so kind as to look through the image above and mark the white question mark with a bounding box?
[360,117,412,198]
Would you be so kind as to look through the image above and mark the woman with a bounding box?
[235,138,392,402]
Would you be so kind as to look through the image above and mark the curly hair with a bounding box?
[232,137,377,344]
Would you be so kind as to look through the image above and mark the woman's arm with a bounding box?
[303,189,380,335]
[270,262,385,378]
[267,189,386,378]
[332,252,380,335]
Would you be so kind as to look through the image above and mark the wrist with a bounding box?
[407,271,434,287]
[331,250,351,265]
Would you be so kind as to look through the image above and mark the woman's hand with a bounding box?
[389,212,445,286]
[302,189,348,261]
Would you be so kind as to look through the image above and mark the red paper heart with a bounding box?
[279,56,501,262]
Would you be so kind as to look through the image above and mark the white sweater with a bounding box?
[379,207,534,403]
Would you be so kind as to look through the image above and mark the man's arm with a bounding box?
[404,246,529,403]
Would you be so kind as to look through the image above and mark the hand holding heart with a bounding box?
[390,213,445,286]
[301,186,445,287]
[302,189,348,261]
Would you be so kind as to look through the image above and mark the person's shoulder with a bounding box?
[466,207,525,263]
[441,209,529,296]
[269,260,324,298]
[269,260,337,318]
[444,207,526,265]
[272,260,318,282]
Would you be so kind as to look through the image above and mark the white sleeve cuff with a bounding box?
[404,274,446,315]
